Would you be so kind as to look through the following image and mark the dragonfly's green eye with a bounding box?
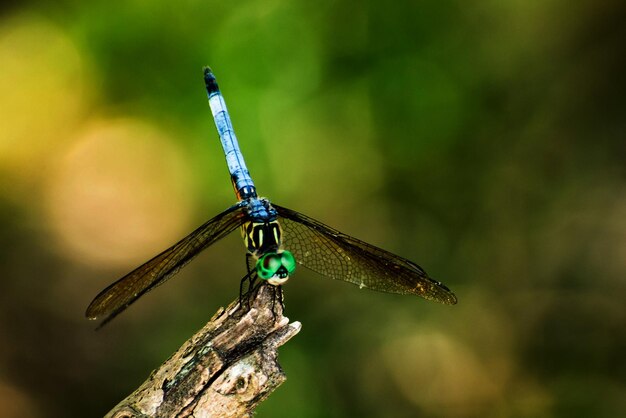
[256,254,282,279]
[280,251,296,275]
[256,251,296,282]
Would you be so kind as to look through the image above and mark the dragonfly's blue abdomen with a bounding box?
[204,68,257,200]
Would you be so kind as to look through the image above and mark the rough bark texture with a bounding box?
[104,285,301,418]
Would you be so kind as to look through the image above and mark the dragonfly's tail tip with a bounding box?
[203,66,219,93]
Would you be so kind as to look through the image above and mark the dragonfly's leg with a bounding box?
[237,272,258,313]
[246,254,259,286]
[239,257,248,307]
[241,254,266,311]
[239,254,253,308]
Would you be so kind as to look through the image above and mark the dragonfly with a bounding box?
[86,67,457,327]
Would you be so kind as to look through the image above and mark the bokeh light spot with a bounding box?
[0,14,86,195]
[383,331,505,415]
[45,119,195,267]
[0,381,40,418]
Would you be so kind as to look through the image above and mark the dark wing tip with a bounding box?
[85,306,105,321]
[407,262,458,305]
[444,292,458,305]
[85,303,125,330]
[85,300,100,319]
[85,288,115,319]
[429,278,458,305]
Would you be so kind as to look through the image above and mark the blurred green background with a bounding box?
[0,0,624,417]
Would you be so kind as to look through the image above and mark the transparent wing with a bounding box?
[86,203,247,325]
[273,204,457,305]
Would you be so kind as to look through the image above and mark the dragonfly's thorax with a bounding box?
[242,220,282,257]
[245,198,277,222]
[241,198,281,256]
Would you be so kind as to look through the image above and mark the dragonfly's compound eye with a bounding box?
[256,254,282,279]
[256,251,295,285]
[281,251,296,275]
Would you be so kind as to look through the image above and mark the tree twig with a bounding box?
[104,284,301,418]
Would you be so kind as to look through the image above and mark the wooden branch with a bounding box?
[104,284,301,418]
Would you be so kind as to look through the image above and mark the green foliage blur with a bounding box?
[1,0,624,417]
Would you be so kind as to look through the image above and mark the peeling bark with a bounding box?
[104,285,300,418]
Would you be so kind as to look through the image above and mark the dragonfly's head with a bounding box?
[256,251,296,285]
